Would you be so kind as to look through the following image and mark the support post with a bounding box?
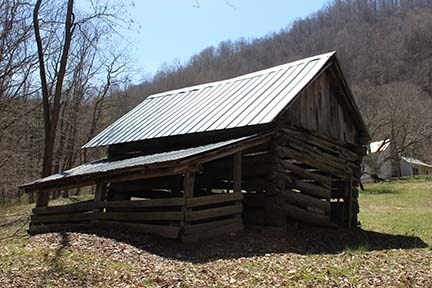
[94,182,107,213]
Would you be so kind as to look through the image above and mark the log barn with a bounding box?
[21,52,370,242]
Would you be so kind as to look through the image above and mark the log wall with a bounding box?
[265,127,363,227]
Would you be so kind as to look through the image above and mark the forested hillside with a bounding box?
[1,0,432,201]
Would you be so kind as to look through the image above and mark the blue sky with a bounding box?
[124,0,328,79]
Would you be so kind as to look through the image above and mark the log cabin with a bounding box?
[21,52,370,242]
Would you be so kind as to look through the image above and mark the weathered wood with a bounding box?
[274,172,331,199]
[94,182,106,201]
[273,201,337,228]
[104,198,184,208]
[181,221,243,243]
[33,200,97,215]
[273,188,330,214]
[31,212,93,224]
[275,145,350,178]
[186,192,243,208]
[96,211,182,222]
[182,217,241,235]
[277,159,332,188]
[279,127,361,161]
[92,220,180,239]
[179,132,273,167]
[185,203,242,222]
[183,172,195,198]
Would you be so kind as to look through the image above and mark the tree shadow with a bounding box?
[62,224,429,264]
[38,232,94,287]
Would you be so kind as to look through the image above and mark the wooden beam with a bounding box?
[185,203,242,222]
[186,192,243,208]
[33,200,97,215]
[273,188,330,214]
[31,212,93,224]
[278,159,332,188]
[274,202,337,228]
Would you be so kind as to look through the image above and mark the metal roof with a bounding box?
[23,136,254,188]
[84,52,335,148]
[401,157,432,168]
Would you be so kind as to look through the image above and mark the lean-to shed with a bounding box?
[22,52,370,242]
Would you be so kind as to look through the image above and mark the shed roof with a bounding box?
[21,133,272,191]
[83,52,336,148]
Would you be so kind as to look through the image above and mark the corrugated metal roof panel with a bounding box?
[25,136,255,187]
[84,52,335,148]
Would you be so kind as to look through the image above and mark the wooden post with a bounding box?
[183,172,195,199]
[94,182,107,213]
[233,152,242,193]
[94,182,107,202]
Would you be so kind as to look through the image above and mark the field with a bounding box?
[0,178,431,287]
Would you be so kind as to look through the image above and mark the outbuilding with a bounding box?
[22,52,369,242]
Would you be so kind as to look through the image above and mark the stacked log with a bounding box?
[267,127,364,228]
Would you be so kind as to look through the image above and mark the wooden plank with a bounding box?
[275,202,337,228]
[94,182,106,201]
[183,172,195,198]
[278,160,332,188]
[233,152,242,193]
[33,200,98,215]
[186,192,243,208]
[96,211,182,222]
[185,203,242,222]
[181,221,243,243]
[182,217,241,235]
[104,198,184,208]
[275,172,330,199]
[31,212,94,224]
[92,220,180,239]
[279,127,362,161]
[275,145,350,178]
[274,188,330,214]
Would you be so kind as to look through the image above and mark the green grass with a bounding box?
[359,178,432,245]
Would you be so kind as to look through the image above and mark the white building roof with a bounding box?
[369,140,391,153]
[401,156,432,168]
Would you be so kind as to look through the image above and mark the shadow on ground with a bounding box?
[41,224,428,264]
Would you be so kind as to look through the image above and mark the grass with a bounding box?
[0,177,431,287]
[359,178,432,245]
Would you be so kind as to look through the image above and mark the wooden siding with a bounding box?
[281,70,359,144]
